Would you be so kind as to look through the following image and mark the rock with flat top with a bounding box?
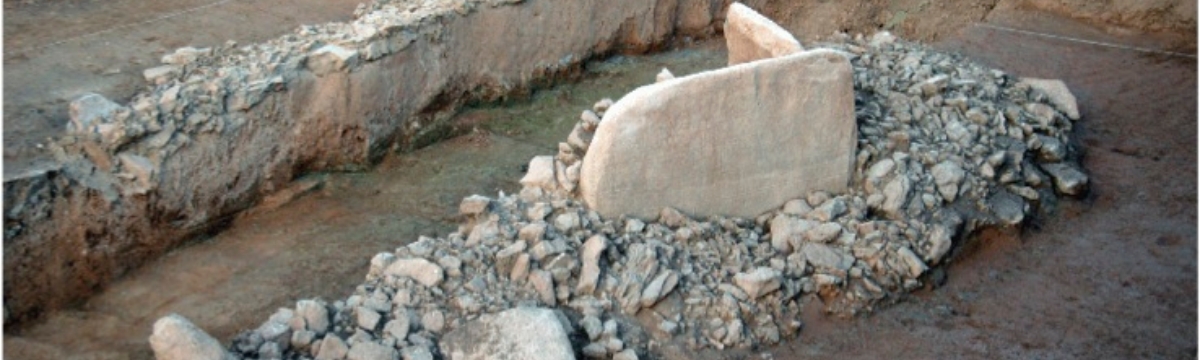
[580,49,855,219]
[723,2,803,65]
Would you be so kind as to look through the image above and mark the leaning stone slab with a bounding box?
[440,307,575,360]
[580,49,856,219]
[724,2,803,65]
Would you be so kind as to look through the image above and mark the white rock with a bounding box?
[530,270,556,306]
[613,349,639,360]
[143,65,181,85]
[931,161,965,202]
[520,156,558,192]
[1021,78,1080,120]
[733,267,782,299]
[421,310,445,333]
[384,258,445,288]
[639,270,679,307]
[459,195,492,216]
[385,319,410,341]
[356,307,381,331]
[307,44,360,75]
[896,247,928,278]
[401,346,434,360]
[576,235,608,295]
[148,314,235,360]
[800,243,853,271]
[805,223,842,243]
[348,341,398,360]
[781,199,812,217]
[769,215,817,253]
[656,68,675,82]
[881,176,911,218]
[68,93,123,134]
[297,300,331,334]
[161,46,210,65]
[554,212,581,233]
[440,307,576,360]
[316,335,349,360]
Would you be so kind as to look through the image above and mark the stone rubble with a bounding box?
[190,29,1085,360]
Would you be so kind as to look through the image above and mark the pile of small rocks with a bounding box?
[215,32,1086,360]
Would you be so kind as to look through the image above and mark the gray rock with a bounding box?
[577,235,608,295]
[297,300,331,335]
[582,343,608,358]
[924,225,952,264]
[931,161,965,202]
[291,330,317,350]
[805,223,842,243]
[580,315,603,341]
[801,243,853,272]
[510,253,531,282]
[68,93,124,134]
[733,267,782,299]
[519,221,547,243]
[769,215,817,253]
[148,314,236,360]
[1040,163,1088,196]
[384,319,410,341]
[348,341,399,360]
[624,219,646,234]
[554,212,581,233]
[459,195,493,216]
[356,307,382,331]
[613,349,639,360]
[1020,78,1080,120]
[307,44,360,76]
[1036,135,1067,163]
[440,307,576,360]
[401,346,434,360]
[896,247,927,278]
[421,310,445,333]
[807,198,846,222]
[384,258,444,288]
[316,335,350,360]
[640,270,679,307]
[988,190,1028,225]
[143,65,181,85]
[781,199,812,217]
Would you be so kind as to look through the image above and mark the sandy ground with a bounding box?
[3,1,1196,360]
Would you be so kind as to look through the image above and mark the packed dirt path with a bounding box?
[2,0,363,176]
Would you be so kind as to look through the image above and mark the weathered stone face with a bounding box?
[579,49,856,219]
[724,2,804,65]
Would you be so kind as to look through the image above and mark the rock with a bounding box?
[307,44,360,76]
[440,307,576,360]
[68,93,124,135]
[769,215,816,253]
[577,235,608,295]
[384,259,445,288]
[348,341,399,360]
[1040,163,1089,196]
[401,346,434,360]
[924,225,952,264]
[640,270,679,307]
[510,253,531,282]
[148,314,235,360]
[613,349,639,360]
[581,110,602,131]
[438,256,463,278]
[1025,102,1057,127]
[520,156,558,191]
[733,267,782,299]
[1021,78,1080,120]
[723,2,803,65]
[800,243,853,272]
[530,270,556,306]
[356,307,381,331]
[580,49,855,219]
[807,199,845,222]
[421,310,445,333]
[781,199,812,217]
[988,190,1028,225]
[896,247,927,278]
[291,330,316,350]
[316,335,350,360]
[656,68,676,82]
[384,319,410,340]
[118,153,157,195]
[868,31,896,47]
[582,343,608,358]
[931,161,965,202]
[161,46,210,65]
[866,158,896,186]
[459,195,492,216]
[1036,134,1068,163]
[581,316,603,340]
[554,212,581,233]
[297,300,331,334]
[143,65,181,85]
[519,222,547,243]
[881,176,911,218]
[593,98,614,114]
[805,223,842,243]
[624,219,646,234]
[567,123,593,153]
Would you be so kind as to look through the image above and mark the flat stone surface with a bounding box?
[439,307,575,360]
[723,2,803,65]
[580,49,855,219]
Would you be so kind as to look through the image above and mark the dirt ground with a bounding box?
[3,1,1197,359]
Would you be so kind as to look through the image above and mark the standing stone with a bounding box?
[148,314,236,360]
[440,307,576,360]
[581,49,855,219]
[577,235,609,295]
[723,2,803,65]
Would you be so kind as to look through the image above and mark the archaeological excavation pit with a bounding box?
[4,0,1196,359]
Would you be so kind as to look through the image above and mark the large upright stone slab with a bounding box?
[724,2,803,65]
[580,49,856,219]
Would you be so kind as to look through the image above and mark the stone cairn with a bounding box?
[151,6,1087,360]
